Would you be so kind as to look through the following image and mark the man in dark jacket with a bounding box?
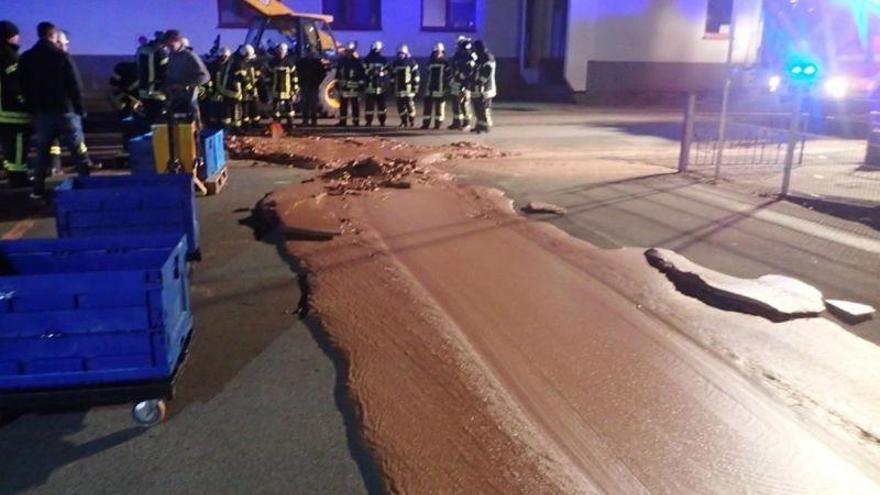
[162,30,210,124]
[449,36,477,130]
[295,49,327,127]
[19,21,92,199]
[0,20,31,187]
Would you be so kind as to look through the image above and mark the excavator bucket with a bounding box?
[239,0,295,17]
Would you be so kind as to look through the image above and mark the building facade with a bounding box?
[4,0,788,101]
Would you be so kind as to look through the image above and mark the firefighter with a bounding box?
[421,42,450,130]
[449,36,477,130]
[295,49,327,127]
[363,41,389,127]
[219,44,254,133]
[206,47,232,128]
[470,40,497,134]
[241,45,262,129]
[0,20,30,187]
[336,42,365,127]
[267,42,298,130]
[391,45,419,128]
[109,60,142,120]
[136,32,170,123]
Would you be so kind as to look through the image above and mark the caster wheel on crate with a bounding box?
[132,399,167,427]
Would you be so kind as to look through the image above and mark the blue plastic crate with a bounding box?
[54,175,200,259]
[128,133,156,175]
[199,129,226,180]
[0,235,192,391]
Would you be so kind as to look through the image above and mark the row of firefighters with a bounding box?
[115,35,498,134]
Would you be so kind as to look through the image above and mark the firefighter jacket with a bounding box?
[471,52,497,99]
[336,54,365,98]
[0,41,28,124]
[363,50,388,96]
[220,54,248,101]
[268,55,298,100]
[241,59,261,101]
[136,42,169,101]
[423,53,450,98]
[450,48,477,94]
[391,57,419,98]
[208,56,230,101]
[109,61,140,111]
[19,39,86,116]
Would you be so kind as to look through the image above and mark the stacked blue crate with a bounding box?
[0,235,192,390]
[199,129,226,180]
[55,175,200,260]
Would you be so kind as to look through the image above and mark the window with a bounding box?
[705,0,733,36]
[323,0,381,31]
[422,0,477,32]
[217,0,261,29]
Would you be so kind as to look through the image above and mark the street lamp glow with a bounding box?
[824,76,850,99]
[768,75,782,92]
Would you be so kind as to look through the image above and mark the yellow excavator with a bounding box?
[236,0,341,113]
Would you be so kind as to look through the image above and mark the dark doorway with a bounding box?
[522,0,568,85]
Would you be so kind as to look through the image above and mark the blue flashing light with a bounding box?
[790,65,803,75]
[803,64,817,76]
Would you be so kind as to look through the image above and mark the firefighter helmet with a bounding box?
[398,44,410,57]
[239,43,256,60]
[371,40,383,52]
[433,42,445,53]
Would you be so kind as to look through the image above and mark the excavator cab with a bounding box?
[237,0,341,112]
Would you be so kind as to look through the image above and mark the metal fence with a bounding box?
[678,93,879,207]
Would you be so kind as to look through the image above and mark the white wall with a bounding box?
[2,0,517,59]
[565,0,763,92]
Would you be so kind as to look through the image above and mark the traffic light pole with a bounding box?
[714,2,737,183]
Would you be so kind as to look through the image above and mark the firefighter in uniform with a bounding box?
[0,20,30,187]
[391,45,419,128]
[241,46,262,129]
[363,41,389,127]
[136,33,170,123]
[109,60,142,121]
[470,40,497,134]
[336,42,365,127]
[219,44,255,132]
[267,42,298,130]
[206,47,232,128]
[421,42,450,130]
[449,36,477,130]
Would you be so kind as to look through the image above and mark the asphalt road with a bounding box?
[0,166,377,495]
[0,102,878,494]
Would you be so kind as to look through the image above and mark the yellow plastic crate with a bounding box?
[151,123,198,174]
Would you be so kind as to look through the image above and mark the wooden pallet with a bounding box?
[203,166,229,196]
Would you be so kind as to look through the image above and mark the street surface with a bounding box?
[0,103,878,493]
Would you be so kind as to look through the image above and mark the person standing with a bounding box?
[206,47,232,128]
[470,40,497,134]
[295,49,327,127]
[162,30,210,125]
[136,31,170,123]
[0,20,31,187]
[363,41,389,127]
[391,45,419,128]
[449,36,477,130]
[219,44,254,133]
[336,42,365,127]
[421,42,450,130]
[240,45,262,129]
[267,42,297,130]
[19,22,92,199]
